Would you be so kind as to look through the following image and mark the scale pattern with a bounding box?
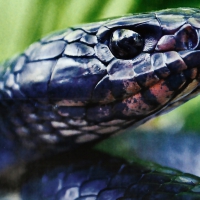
[21,154,200,200]
[1,8,200,157]
[0,7,200,199]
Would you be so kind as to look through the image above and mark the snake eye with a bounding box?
[109,29,144,59]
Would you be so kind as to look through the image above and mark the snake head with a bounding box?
[2,8,200,127]
[1,8,200,154]
[85,8,200,122]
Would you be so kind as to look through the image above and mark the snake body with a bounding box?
[1,7,200,199]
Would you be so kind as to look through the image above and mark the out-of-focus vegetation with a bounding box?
[0,0,200,134]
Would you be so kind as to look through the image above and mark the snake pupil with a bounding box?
[109,29,144,59]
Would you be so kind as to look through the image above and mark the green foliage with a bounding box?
[1,0,199,60]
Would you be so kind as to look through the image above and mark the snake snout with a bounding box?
[156,24,199,51]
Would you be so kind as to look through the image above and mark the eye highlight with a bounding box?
[109,29,144,59]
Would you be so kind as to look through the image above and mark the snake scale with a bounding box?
[1,7,200,199]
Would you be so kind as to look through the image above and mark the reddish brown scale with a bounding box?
[119,74,186,117]
[121,93,155,116]
[155,35,176,51]
[145,79,176,105]
[99,90,115,104]
[101,54,162,103]
[135,70,160,88]
[122,79,141,97]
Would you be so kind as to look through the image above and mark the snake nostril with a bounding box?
[155,24,199,51]
[175,24,198,50]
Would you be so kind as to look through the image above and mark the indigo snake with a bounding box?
[1,7,200,199]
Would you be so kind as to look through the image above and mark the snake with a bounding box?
[1,7,200,199]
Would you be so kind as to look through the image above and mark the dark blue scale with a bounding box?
[0,8,200,200]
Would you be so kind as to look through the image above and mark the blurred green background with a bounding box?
[0,0,200,153]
